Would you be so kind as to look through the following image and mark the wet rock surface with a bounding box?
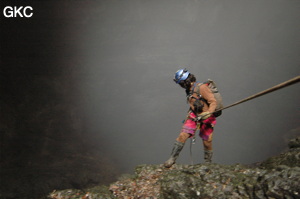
[49,137,300,199]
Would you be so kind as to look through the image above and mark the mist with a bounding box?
[1,0,300,193]
[75,0,300,172]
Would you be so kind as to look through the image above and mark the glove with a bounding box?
[197,112,211,120]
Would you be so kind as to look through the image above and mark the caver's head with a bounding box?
[173,68,196,90]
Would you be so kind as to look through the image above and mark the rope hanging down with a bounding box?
[213,75,300,115]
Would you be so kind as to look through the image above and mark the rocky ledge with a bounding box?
[49,137,300,199]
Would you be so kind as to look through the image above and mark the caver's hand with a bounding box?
[197,112,211,120]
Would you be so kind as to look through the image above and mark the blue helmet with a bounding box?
[174,68,190,84]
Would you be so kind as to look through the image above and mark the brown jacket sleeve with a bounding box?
[199,84,217,113]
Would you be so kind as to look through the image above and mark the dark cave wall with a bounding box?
[1,70,123,199]
[1,72,82,166]
[0,2,120,198]
[0,67,120,198]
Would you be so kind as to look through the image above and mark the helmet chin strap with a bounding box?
[185,81,195,90]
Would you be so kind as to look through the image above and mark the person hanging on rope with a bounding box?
[164,69,218,168]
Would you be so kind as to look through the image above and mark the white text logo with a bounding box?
[3,6,33,18]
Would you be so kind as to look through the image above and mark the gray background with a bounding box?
[1,0,300,176]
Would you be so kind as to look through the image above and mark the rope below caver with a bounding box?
[190,75,300,164]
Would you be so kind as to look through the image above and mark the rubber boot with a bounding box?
[164,141,184,168]
[204,149,213,163]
